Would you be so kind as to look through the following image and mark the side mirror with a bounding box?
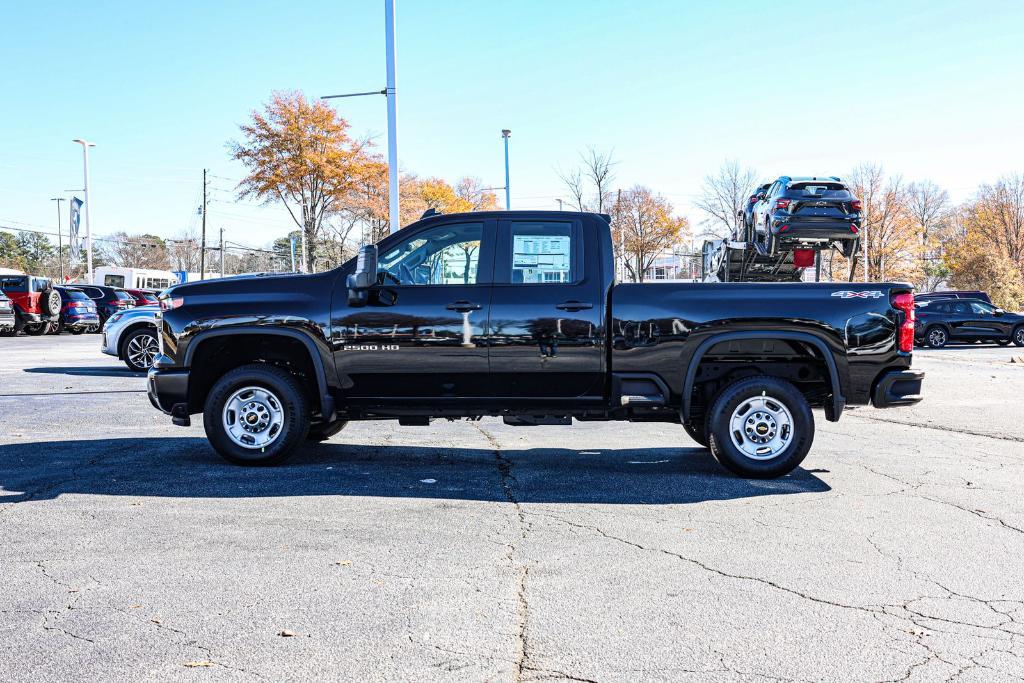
[347,245,378,306]
[994,308,1005,316]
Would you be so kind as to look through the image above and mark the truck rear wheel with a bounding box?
[706,376,814,479]
[203,363,310,466]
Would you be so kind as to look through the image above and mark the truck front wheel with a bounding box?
[706,376,814,479]
[203,363,310,466]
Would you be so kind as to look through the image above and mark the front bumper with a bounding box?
[147,362,191,425]
[872,369,925,408]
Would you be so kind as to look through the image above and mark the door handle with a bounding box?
[556,301,593,312]
[446,300,482,312]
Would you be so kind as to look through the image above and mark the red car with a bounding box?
[0,274,62,335]
[126,288,160,306]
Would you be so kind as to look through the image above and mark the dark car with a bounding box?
[126,288,160,306]
[736,182,771,242]
[916,290,992,305]
[75,284,136,326]
[915,298,1024,348]
[53,286,101,334]
[148,209,923,479]
[0,274,61,335]
[0,289,15,335]
[751,176,862,257]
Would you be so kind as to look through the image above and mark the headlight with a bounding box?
[107,311,125,324]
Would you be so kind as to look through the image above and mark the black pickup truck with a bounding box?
[148,210,923,478]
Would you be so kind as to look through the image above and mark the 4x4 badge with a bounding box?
[831,290,884,299]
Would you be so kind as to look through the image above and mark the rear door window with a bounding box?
[507,221,577,284]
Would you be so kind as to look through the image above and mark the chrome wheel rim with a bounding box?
[729,394,794,461]
[1016,329,1024,345]
[223,386,284,450]
[126,333,158,369]
[928,328,946,347]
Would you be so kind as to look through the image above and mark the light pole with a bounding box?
[384,0,399,234]
[72,139,96,283]
[321,0,400,235]
[501,129,511,210]
[50,198,66,281]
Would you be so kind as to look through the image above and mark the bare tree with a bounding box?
[556,147,616,212]
[907,180,950,248]
[100,232,169,268]
[695,160,759,239]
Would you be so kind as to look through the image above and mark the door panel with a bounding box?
[331,219,495,399]
[487,219,605,399]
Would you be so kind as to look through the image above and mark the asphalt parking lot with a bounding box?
[2,335,1023,682]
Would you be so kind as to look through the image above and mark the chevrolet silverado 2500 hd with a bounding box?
[148,210,923,478]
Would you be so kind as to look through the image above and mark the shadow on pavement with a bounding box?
[23,366,145,377]
[0,437,830,505]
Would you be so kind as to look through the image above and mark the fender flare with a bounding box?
[681,330,846,424]
[185,327,335,420]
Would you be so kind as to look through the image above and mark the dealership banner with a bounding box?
[69,197,83,261]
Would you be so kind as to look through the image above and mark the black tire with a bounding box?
[842,238,860,260]
[121,327,159,372]
[23,323,47,336]
[682,420,708,448]
[924,325,948,349]
[307,420,349,443]
[203,363,310,466]
[40,289,61,317]
[1012,326,1024,348]
[70,328,85,335]
[706,376,814,479]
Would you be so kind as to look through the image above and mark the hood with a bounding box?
[164,270,337,299]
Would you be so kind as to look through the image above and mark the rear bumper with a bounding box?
[872,369,925,408]
[771,217,860,242]
[0,312,13,330]
[64,313,100,329]
[147,363,191,425]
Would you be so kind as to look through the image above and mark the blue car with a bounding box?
[54,286,101,334]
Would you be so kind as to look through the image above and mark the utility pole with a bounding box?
[200,169,207,280]
[501,129,511,210]
[72,140,95,283]
[219,225,225,278]
[862,201,869,282]
[556,199,564,211]
[50,198,66,282]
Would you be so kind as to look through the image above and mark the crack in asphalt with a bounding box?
[472,422,535,682]
[845,413,1024,444]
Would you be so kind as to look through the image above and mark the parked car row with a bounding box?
[914,293,1024,348]
[0,274,160,342]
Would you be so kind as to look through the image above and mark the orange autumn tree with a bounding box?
[612,186,689,282]
[232,90,370,272]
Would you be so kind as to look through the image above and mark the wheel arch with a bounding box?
[185,327,335,421]
[681,330,845,425]
[116,321,158,359]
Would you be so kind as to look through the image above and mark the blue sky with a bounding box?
[2,0,1022,249]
